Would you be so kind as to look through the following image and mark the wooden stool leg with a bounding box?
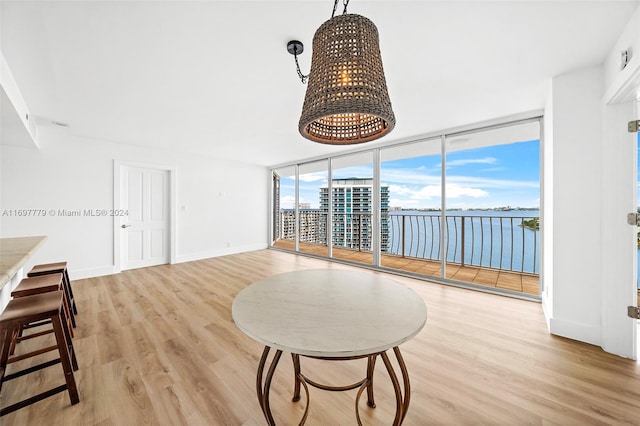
[8,327,20,355]
[0,328,12,394]
[61,294,74,339]
[58,309,77,371]
[62,279,76,328]
[63,269,78,315]
[51,314,79,403]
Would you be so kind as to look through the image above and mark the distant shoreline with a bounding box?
[392,207,540,212]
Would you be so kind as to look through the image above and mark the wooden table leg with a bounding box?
[256,346,282,426]
[257,348,411,425]
[366,354,377,408]
[291,353,301,402]
[394,346,411,424]
[380,346,411,425]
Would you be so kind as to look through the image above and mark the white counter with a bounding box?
[0,236,48,310]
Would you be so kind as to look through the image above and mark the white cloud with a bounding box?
[299,173,327,183]
[445,183,490,198]
[387,184,419,196]
[382,167,537,190]
[446,157,497,167]
[389,197,422,208]
[388,183,489,202]
[280,195,295,209]
[447,175,538,189]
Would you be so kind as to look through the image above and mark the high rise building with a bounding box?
[275,176,389,252]
[320,178,389,251]
[280,207,325,244]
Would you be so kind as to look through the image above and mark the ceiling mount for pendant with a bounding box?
[287,40,304,56]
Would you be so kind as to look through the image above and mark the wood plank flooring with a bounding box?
[1,249,638,425]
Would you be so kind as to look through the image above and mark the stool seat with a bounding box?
[28,262,77,326]
[28,262,67,275]
[0,292,64,324]
[10,273,73,343]
[0,291,79,416]
[11,274,63,298]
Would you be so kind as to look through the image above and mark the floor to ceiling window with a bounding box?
[270,115,542,299]
[444,121,540,296]
[380,137,443,279]
[272,165,296,249]
[330,152,374,266]
[298,160,328,257]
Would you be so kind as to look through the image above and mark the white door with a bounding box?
[120,166,170,270]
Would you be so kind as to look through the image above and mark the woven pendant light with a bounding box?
[298,13,395,145]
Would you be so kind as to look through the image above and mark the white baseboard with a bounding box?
[68,265,118,281]
[173,243,269,264]
[66,244,268,280]
[541,294,552,331]
[549,316,601,347]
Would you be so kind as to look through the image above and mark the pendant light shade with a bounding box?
[298,13,395,145]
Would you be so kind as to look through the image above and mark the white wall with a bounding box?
[0,126,269,279]
[545,66,605,346]
[542,3,640,359]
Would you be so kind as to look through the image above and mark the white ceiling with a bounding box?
[0,0,637,167]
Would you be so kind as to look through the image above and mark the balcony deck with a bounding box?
[272,239,540,297]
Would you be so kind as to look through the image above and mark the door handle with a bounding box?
[121,224,131,229]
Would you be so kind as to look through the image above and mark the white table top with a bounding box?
[232,269,427,358]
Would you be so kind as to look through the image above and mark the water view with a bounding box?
[387,209,540,274]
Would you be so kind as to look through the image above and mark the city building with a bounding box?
[319,178,389,252]
[275,178,389,251]
[280,208,323,244]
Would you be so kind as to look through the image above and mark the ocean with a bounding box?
[386,209,540,274]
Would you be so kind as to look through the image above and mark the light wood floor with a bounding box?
[274,239,540,296]
[2,249,639,425]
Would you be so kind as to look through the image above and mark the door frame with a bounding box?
[601,65,639,359]
[113,160,177,273]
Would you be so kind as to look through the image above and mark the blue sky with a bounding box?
[280,139,540,210]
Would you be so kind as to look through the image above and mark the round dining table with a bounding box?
[232,268,427,425]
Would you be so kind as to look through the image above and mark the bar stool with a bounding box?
[11,274,74,347]
[0,291,79,416]
[28,262,77,327]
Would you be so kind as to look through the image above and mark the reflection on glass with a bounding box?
[272,166,296,249]
[298,161,329,257]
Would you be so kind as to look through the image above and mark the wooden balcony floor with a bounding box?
[273,239,539,297]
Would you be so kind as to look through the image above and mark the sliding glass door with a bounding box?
[380,138,443,278]
[270,116,542,298]
[272,166,296,250]
[444,121,540,295]
[298,161,329,257]
[330,153,374,266]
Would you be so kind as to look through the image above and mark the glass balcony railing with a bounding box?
[386,213,539,274]
[277,211,539,275]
